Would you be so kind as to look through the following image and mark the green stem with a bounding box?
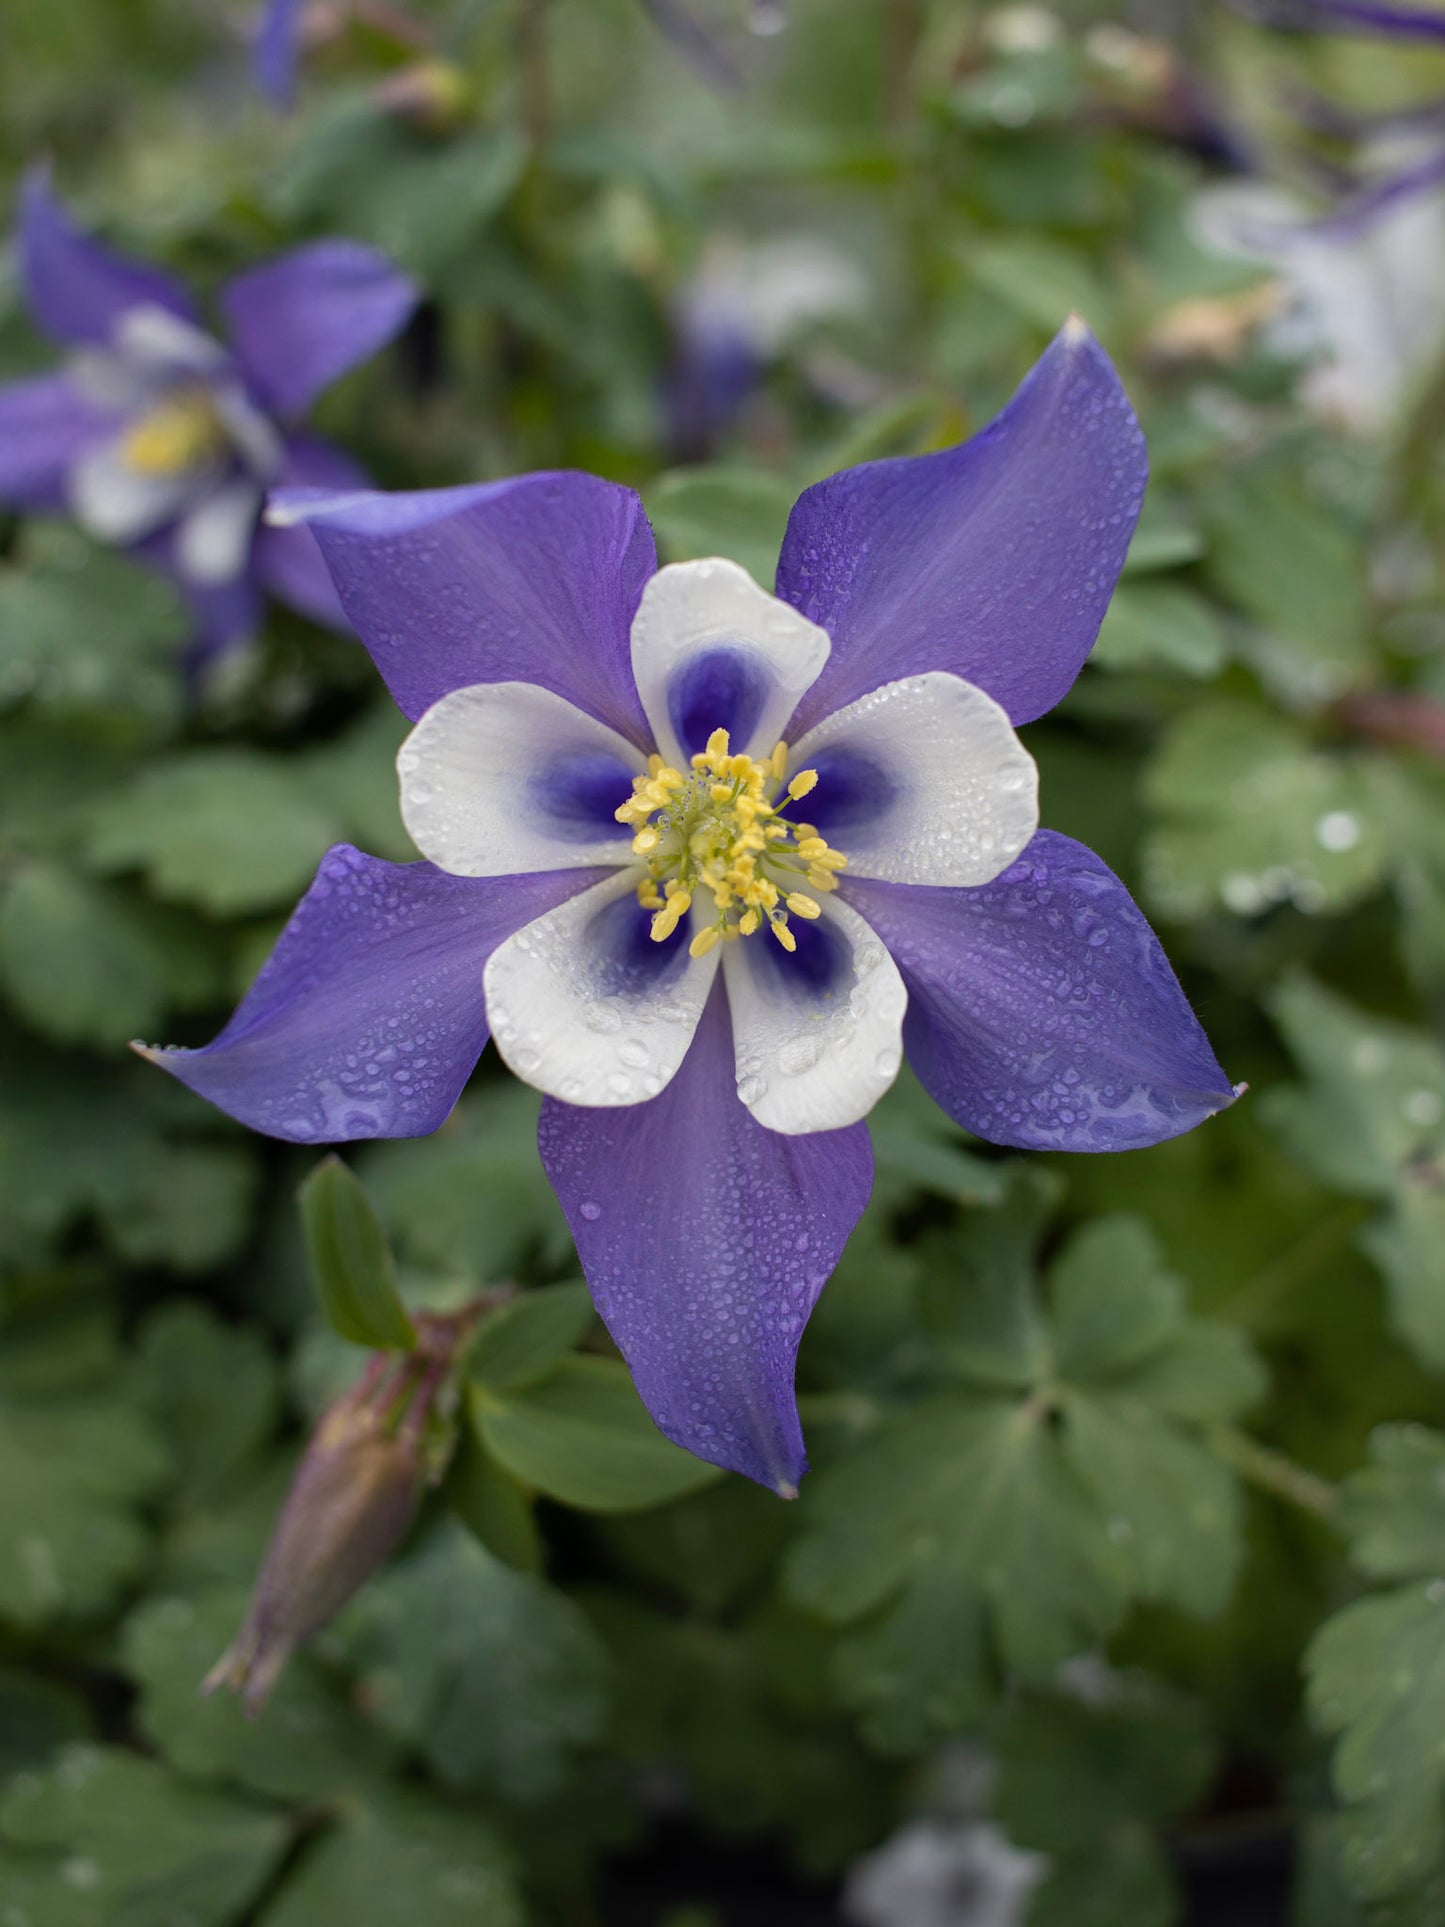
[1225,1203,1369,1326]
[1209,1426,1337,1521]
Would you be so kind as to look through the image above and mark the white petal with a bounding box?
[790,671,1038,887]
[630,557,830,766]
[174,478,261,585]
[399,681,640,877]
[213,382,285,480]
[723,892,907,1135]
[113,304,227,375]
[484,869,720,1105]
[68,438,198,543]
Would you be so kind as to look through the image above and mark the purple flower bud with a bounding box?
[204,1353,434,1716]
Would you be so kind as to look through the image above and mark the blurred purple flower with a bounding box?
[0,172,418,662]
[140,320,1237,1492]
[253,0,307,108]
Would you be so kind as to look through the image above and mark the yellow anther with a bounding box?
[121,390,225,477]
[616,730,847,959]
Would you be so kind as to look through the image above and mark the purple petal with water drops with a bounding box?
[253,0,306,106]
[777,320,1147,736]
[538,983,874,1492]
[0,373,114,511]
[140,847,596,1143]
[845,832,1238,1154]
[267,474,658,741]
[254,434,368,630]
[221,242,419,420]
[17,169,198,348]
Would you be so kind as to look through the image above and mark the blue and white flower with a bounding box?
[0,173,418,661]
[141,320,1238,1492]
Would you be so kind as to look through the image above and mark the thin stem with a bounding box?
[1209,1426,1337,1521]
[1225,1203,1369,1326]
[518,0,549,157]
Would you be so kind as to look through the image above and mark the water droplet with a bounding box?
[579,1200,602,1222]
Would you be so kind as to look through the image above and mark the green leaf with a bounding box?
[300,1157,416,1353]
[0,1666,92,1780]
[87,749,342,916]
[0,1744,287,1927]
[1121,494,1206,575]
[1337,1425,1445,1582]
[1198,448,1370,703]
[1262,977,1445,1372]
[790,1214,1258,1739]
[1307,1583,1445,1899]
[0,863,170,1047]
[1142,701,1385,921]
[0,1393,171,1628]
[995,1674,1213,1927]
[446,1426,543,1575]
[340,1522,608,1800]
[469,1284,595,1392]
[645,466,798,590]
[131,1302,280,1506]
[122,1587,391,1803]
[0,525,185,741]
[258,1787,525,1927]
[1092,581,1228,678]
[359,1080,572,1283]
[473,1354,723,1513]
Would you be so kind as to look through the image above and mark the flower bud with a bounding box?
[373,59,474,134]
[204,1355,432,1716]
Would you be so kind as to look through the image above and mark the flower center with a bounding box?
[614,727,849,959]
[120,388,227,477]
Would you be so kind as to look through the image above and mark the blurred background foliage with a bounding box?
[5,1,1445,1922]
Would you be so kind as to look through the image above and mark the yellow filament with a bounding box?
[121,390,225,477]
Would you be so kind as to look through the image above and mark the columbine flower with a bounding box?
[0,172,418,662]
[140,319,1237,1493]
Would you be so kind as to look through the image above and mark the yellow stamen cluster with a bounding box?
[614,728,848,958]
[121,389,226,477]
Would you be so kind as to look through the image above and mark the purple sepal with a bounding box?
[778,321,1147,736]
[539,983,874,1493]
[254,435,369,630]
[0,373,113,511]
[18,169,198,348]
[141,848,596,1143]
[1240,0,1445,39]
[269,474,658,741]
[220,242,420,421]
[253,0,306,107]
[846,832,1237,1153]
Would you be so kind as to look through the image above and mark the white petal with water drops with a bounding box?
[630,556,831,765]
[723,891,907,1134]
[483,868,720,1105]
[399,680,640,878]
[789,670,1039,888]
